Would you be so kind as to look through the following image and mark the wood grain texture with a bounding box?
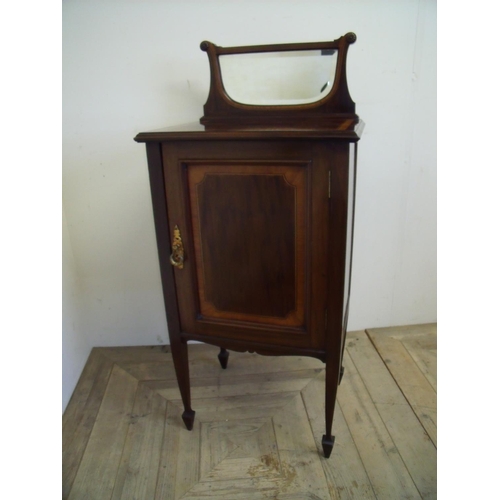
[67,365,139,500]
[110,384,167,500]
[161,140,331,350]
[366,326,437,446]
[62,350,114,499]
[63,325,436,499]
[346,331,436,498]
[337,351,421,499]
[301,371,376,499]
[188,162,307,326]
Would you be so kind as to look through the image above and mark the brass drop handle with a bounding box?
[170,225,184,269]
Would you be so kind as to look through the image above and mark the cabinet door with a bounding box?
[162,140,333,349]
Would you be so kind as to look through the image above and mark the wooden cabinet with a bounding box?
[135,33,362,457]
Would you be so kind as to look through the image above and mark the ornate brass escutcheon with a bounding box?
[170,225,184,269]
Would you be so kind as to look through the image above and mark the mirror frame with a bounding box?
[200,32,358,130]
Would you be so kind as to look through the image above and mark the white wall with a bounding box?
[62,203,91,412]
[62,0,436,350]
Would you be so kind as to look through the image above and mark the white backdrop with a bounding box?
[62,0,436,407]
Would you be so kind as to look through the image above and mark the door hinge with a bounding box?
[328,171,331,199]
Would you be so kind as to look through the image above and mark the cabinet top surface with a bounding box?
[134,121,364,143]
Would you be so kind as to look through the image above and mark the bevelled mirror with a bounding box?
[200,33,358,130]
[219,49,338,106]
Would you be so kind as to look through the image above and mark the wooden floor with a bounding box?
[63,324,437,499]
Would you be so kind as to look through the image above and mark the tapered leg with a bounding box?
[218,348,229,369]
[322,359,341,458]
[170,339,195,430]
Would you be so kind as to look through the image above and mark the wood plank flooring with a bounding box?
[63,324,437,499]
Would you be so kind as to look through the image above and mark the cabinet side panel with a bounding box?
[341,143,357,354]
[145,142,181,341]
[326,141,350,371]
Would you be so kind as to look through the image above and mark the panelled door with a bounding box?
[162,140,331,349]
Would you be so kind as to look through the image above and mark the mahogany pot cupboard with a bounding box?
[135,33,362,458]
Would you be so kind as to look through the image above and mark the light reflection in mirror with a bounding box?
[219,50,338,106]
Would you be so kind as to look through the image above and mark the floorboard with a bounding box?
[366,326,437,447]
[63,324,437,499]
